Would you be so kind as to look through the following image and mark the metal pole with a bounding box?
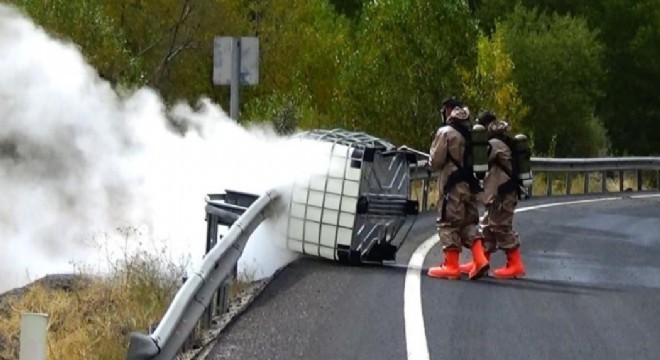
[204,215,221,329]
[20,313,48,360]
[422,177,429,211]
[637,170,643,191]
[546,172,553,197]
[619,170,624,192]
[583,172,589,194]
[566,173,572,195]
[601,171,607,193]
[230,37,241,121]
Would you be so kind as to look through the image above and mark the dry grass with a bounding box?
[228,266,258,300]
[410,178,440,211]
[411,170,659,211]
[0,228,188,360]
[0,226,257,360]
[531,170,658,197]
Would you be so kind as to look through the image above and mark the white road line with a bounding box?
[630,193,660,199]
[403,194,644,360]
[403,236,436,360]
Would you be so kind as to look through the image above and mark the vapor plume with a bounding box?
[0,4,327,291]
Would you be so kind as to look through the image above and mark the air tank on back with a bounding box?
[471,124,489,180]
[513,134,533,187]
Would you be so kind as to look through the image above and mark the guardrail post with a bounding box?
[546,173,553,196]
[601,171,607,193]
[422,177,429,211]
[583,172,589,194]
[657,170,660,190]
[202,214,220,331]
[619,170,624,192]
[566,173,572,195]
[637,170,643,191]
[20,313,48,360]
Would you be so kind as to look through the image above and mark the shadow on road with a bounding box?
[473,276,631,295]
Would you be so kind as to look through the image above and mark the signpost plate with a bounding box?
[213,36,259,86]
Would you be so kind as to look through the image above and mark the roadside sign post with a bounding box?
[19,313,48,360]
[213,36,259,122]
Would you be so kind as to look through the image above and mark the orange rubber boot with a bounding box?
[459,251,491,274]
[468,239,490,280]
[458,259,473,274]
[493,247,526,279]
[428,249,461,280]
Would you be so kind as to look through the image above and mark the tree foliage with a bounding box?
[340,0,480,149]
[461,29,528,133]
[586,0,660,155]
[8,0,142,85]
[6,0,660,156]
[474,0,660,155]
[497,5,607,157]
[241,0,352,129]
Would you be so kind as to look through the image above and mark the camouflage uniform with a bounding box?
[480,120,521,252]
[474,117,526,279]
[428,107,482,251]
[427,104,490,281]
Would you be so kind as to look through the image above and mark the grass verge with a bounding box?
[0,227,255,360]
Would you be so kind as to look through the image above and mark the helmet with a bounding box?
[440,96,465,124]
[488,120,509,134]
[448,106,470,122]
[441,96,464,110]
[476,110,497,126]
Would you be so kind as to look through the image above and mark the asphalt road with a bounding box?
[209,194,660,360]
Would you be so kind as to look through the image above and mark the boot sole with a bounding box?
[493,272,525,279]
[427,272,461,280]
[469,263,490,280]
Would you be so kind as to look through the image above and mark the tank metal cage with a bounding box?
[274,128,421,265]
[294,128,397,151]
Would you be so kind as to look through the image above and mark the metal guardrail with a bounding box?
[529,157,660,197]
[409,156,660,211]
[125,189,279,360]
[123,154,660,360]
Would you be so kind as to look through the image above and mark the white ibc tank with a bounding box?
[272,128,418,265]
[274,141,360,261]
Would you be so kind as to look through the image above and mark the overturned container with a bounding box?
[274,129,420,265]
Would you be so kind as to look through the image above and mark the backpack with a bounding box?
[489,133,529,199]
[443,123,483,195]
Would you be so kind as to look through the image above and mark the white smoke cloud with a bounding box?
[0,4,330,291]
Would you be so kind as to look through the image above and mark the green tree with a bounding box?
[241,0,352,128]
[7,0,142,86]
[461,29,529,132]
[101,0,252,103]
[586,0,660,155]
[498,5,608,156]
[472,0,660,156]
[340,0,480,149]
[471,0,592,35]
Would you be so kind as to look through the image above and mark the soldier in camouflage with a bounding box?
[426,98,490,281]
[459,111,526,279]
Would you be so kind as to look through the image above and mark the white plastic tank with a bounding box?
[273,129,418,264]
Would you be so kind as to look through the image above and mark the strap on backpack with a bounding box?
[488,134,522,199]
[440,124,483,220]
